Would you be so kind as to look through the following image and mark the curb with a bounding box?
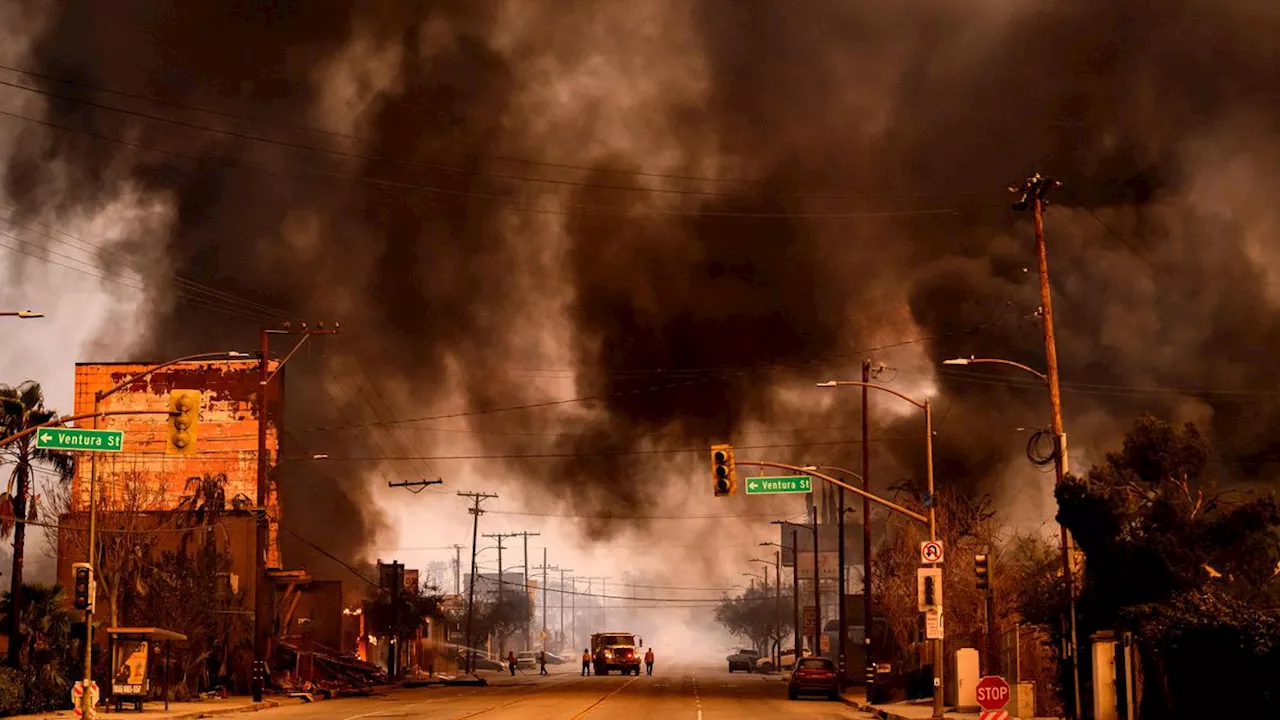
[148,699,283,719]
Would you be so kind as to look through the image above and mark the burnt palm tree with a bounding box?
[177,472,229,560]
[0,381,73,667]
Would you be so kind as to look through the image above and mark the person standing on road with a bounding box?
[538,651,548,675]
[644,648,655,675]
[581,649,591,676]
[507,651,517,676]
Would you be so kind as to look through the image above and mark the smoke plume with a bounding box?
[4,1,1280,567]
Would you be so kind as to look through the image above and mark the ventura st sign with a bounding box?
[35,428,124,452]
[744,475,813,495]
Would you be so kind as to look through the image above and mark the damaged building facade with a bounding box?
[55,359,454,693]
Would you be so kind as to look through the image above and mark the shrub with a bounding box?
[0,667,22,716]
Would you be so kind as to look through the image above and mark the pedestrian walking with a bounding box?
[581,648,592,676]
[538,650,548,675]
[507,651,517,676]
[644,648,655,676]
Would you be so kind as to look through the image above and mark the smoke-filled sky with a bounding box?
[3,0,1280,600]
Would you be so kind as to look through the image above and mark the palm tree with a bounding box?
[177,472,229,559]
[0,381,74,667]
[0,583,72,668]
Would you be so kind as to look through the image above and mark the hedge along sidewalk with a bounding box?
[5,697,292,720]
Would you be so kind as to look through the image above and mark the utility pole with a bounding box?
[482,533,512,606]
[570,576,578,651]
[254,322,338,703]
[837,476,847,687]
[774,551,782,668]
[452,544,464,596]
[510,531,541,650]
[862,358,875,689]
[792,528,801,660]
[1013,173,1081,719]
[559,568,573,652]
[534,550,557,649]
[459,492,497,673]
[811,507,821,655]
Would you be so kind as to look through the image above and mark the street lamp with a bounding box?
[816,379,943,720]
[0,310,43,318]
[943,354,1080,705]
[942,356,1048,382]
[79,350,249,715]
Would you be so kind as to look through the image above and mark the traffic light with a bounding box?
[72,562,94,612]
[923,574,936,608]
[167,389,201,456]
[975,553,990,591]
[711,444,736,497]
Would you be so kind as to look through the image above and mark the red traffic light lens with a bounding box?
[713,451,727,465]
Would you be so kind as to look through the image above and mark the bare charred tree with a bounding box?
[47,469,174,627]
[714,584,784,655]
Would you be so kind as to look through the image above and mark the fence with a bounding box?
[994,623,1064,718]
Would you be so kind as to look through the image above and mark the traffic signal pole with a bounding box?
[729,378,942,718]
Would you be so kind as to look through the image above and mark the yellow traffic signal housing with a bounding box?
[711,444,737,497]
[167,389,202,456]
[975,553,990,591]
[72,562,94,612]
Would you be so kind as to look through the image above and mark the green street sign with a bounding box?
[35,428,124,452]
[745,475,813,495]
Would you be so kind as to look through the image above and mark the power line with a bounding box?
[0,62,998,197]
[0,74,998,202]
[0,104,980,221]
[288,435,925,461]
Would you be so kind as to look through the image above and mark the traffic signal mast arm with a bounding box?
[0,409,174,449]
[735,459,928,525]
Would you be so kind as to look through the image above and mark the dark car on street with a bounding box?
[788,656,839,700]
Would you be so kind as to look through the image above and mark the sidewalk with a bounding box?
[8,697,293,720]
[839,691,993,720]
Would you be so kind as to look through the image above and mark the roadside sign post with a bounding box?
[977,675,1011,720]
[36,428,124,452]
[745,476,813,495]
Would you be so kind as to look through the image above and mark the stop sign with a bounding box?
[976,675,1011,711]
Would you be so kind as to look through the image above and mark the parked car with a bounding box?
[726,648,761,673]
[543,652,567,665]
[754,648,811,673]
[516,651,538,668]
[788,656,840,701]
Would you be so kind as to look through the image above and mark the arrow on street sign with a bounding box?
[36,428,124,453]
[744,476,813,495]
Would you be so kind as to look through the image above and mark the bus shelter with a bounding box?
[105,627,187,712]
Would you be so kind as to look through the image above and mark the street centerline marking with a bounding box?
[570,675,642,719]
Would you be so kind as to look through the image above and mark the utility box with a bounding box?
[947,648,980,710]
[1016,681,1036,718]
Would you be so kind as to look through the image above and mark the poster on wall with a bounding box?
[112,640,149,696]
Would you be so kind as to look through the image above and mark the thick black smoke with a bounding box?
[5,1,1280,565]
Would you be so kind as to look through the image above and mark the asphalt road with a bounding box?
[258,661,873,720]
